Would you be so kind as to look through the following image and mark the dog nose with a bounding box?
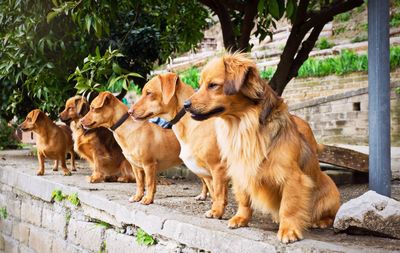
[128,108,134,116]
[183,100,192,109]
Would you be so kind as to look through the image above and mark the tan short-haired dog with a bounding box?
[80,92,182,204]
[129,73,229,218]
[60,96,135,183]
[184,53,340,243]
[20,109,76,176]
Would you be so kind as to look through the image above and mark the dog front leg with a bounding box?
[194,178,209,201]
[205,165,228,219]
[36,152,45,176]
[277,172,313,243]
[140,163,157,205]
[88,156,105,183]
[60,156,71,176]
[129,166,145,202]
[228,181,252,228]
[53,160,58,171]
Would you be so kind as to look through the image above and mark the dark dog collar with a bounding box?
[110,112,130,131]
[151,108,186,129]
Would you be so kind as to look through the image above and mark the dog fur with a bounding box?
[20,109,76,176]
[184,53,340,243]
[60,96,135,183]
[129,73,229,218]
[80,92,182,204]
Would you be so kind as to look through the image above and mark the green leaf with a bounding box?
[112,63,122,74]
[67,193,80,206]
[286,0,294,19]
[268,0,280,19]
[85,15,92,33]
[0,207,7,220]
[136,228,156,246]
[46,11,58,23]
[127,72,143,78]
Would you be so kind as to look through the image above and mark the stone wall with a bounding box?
[286,69,400,146]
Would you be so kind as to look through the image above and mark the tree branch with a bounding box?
[238,0,259,51]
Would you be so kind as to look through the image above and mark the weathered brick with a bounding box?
[21,200,42,227]
[52,238,85,253]
[67,218,104,252]
[3,235,19,253]
[19,244,35,253]
[0,219,12,236]
[0,234,4,251]
[28,226,52,253]
[41,206,67,238]
[12,222,30,245]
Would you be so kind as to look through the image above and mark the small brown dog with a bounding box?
[60,96,135,183]
[185,53,340,243]
[80,92,182,204]
[129,73,229,218]
[20,109,76,176]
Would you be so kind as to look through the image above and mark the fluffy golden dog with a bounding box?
[80,92,182,204]
[129,73,228,218]
[184,53,340,243]
[20,109,76,176]
[60,96,135,183]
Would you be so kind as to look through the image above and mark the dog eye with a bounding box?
[68,107,73,111]
[146,91,152,96]
[208,83,218,90]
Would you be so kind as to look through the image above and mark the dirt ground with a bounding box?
[1,151,400,251]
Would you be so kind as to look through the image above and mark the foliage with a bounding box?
[136,228,156,246]
[180,67,200,89]
[315,38,335,50]
[0,119,19,150]
[390,12,400,27]
[351,35,368,43]
[334,12,351,22]
[92,219,112,229]
[68,47,142,99]
[67,193,80,206]
[260,68,275,80]
[0,207,7,220]
[51,189,67,202]
[99,241,106,253]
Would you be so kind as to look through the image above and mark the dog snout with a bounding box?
[183,100,192,110]
[128,108,134,116]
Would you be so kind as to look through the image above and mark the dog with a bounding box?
[80,92,182,204]
[20,109,76,176]
[184,53,340,243]
[59,96,135,183]
[129,73,229,218]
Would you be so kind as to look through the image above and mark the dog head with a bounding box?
[59,96,89,123]
[80,92,117,129]
[185,53,279,123]
[129,73,179,121]
[19,109,45,131]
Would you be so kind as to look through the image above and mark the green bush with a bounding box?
[260,67,275,80]
[315,38,335,50]
[179,67,200,89]
[0,119,19,150]
[390,12,400,27]
[335,12,351,22]
[351,35,368,43]
[136,228,156,246]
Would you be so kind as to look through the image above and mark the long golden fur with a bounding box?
[59,96,135,183]
[20,109,76,176]
[80,92,182,205]
[185,53,340,243]
[129,73,229,218]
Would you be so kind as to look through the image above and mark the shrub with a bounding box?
[136,228,156,246]
[180,67,200,89]
[260,68,275,80]
[335,12,351,22]
[0,119,19,150]
[390,12,400,27]
[351,35,368,43]
[315,38,335,50]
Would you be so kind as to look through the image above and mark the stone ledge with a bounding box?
[1,155,400,253]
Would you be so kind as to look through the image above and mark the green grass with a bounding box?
[136,228,156,246]
[315,38,335,50]
[51,189,67,202]
[390,12,400,27]
[0,207,7,220]
[351,35,368,43]
[67,193,80,206]
[335,12,351,22]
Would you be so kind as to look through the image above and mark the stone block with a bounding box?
[0,234,4,251]
[3,235,19,253]
[41,206,67,238]
[29,226,52,253]
[0,219,12,236]
[12,222,30,245]
[67,218,104,252]
[52,238,84,253]
[21,200,42,227]
[19,244,35,253]
[334,190,400,239]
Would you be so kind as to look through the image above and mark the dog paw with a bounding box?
[205,209,223,219]
[194,194,207,201]
[36,170,44,176]
[228,216,249,229]
[140,196,153,205]
[117,176,129,183]
[128,194,143,202]
[71,168,77,171]
[52,168,58,171]
[63,171,72,176]
[277,226,303,244]
[157,177,173,185]
[87,176,102,183]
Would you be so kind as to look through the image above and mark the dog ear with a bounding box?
[92,92,112,109]
[31,109,43,124]
[223,54,258,96]
[259,86,282,125]
[75,97,89,117]
[159,73,178,105]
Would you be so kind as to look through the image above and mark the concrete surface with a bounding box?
[0,150,400,253]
